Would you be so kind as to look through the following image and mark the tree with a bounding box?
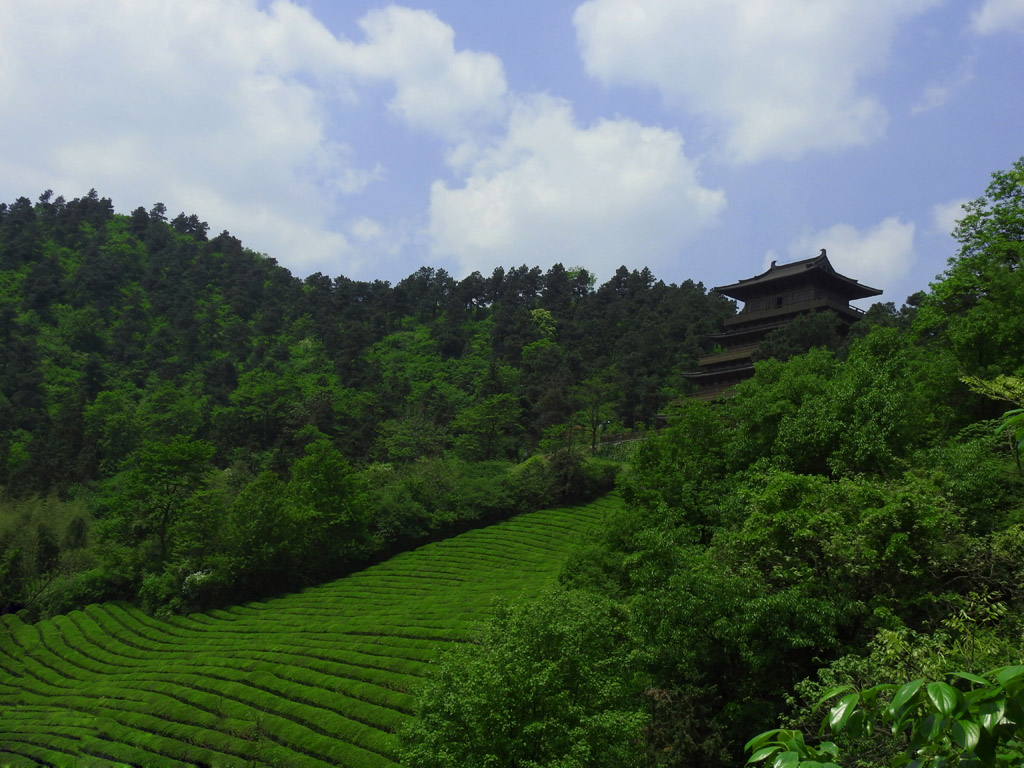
[745,665,1024,768]
[726,347,838,469]
[752,311,843,363]
[520,338,574,439]
[375,413,448,462]
[225,471,302,595]
[963,373,1024,475]
[401,590,647,768]
[914,158,1024,376]
[100,437,215,566]
[226,368,301,449]
[772,328,929,477]
[573,372,620,452]
[170,212,209,241]
[285,433,370,581]
[451,393,521,461]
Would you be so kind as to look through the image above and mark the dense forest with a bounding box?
[2,158,1023,767]
[398,160,1024,767]
[0,187,730,619]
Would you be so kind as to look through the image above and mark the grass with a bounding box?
[0,494,619,767]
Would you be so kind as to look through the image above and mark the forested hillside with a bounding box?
[3,157,1023,768]
[0,189,728,619]
[400,160,1024,767]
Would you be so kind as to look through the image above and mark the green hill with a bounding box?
[1,190,725,621]
[0,495,619,767]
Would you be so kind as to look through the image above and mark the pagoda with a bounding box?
[684,250,882,400]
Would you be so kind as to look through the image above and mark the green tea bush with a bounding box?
[1,498,609,767]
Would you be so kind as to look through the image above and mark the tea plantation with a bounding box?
[0,495,619,767]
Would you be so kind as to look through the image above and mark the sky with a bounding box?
[1,1,1022,307]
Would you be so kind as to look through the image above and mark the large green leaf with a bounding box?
[994,408,1024,451]
[978,699,1006,732]
[949,671,991,687]
[746,729,785,752]
[815,685,854,708]
[952,719,981,751]
[889,679,926,719]
[1003,693,1024,725]
[748,746,781,763]
[829,693,861,734]
[995,665,1024,688]
[817,742,839,758]
[927,681,963,717]
[911,713,946,749]
[845,709,870,739]
[974,726,997,765]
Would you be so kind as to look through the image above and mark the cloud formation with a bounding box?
[971,0,1024,34]
[573,0,940,163]
[910,62,974,116]
[428,95,726,280]
[931,198,970,236]
[0,0,505,278]
[777,217,916,295]
[339,6,508,138]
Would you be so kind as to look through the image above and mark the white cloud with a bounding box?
[211,197,359,275]
[573,0,940,163]
[350,216,385,242]
[0,0,377,276]
[971,0,1024,34]
[911,83,955,115]
[911,60,974,115]
[333,163,387,196]
[931,198,970,235]
[428,94,725,279]
[781,217,916,293]
[339,6,508,138]
[0,1,507,279]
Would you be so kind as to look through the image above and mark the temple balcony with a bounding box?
[724,295,865,327]
[698,343,761,367]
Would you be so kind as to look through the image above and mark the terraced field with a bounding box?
[0,494,619,767]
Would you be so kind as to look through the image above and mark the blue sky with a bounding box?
[1,1,1022,307]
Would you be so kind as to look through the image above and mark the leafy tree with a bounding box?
[773,328,928,476]
[726,347,838,468]
[170,212,209,240]
[746,665,1024,768]
[752,310,843,362]
[99,437,215,567]
[401,590,647,768]
[914,158,1024,376]
[451,393,522,461]
[573,372,620,452]
[963,373,1024,474]
[33,522,59,574]
[285,433,370,581]
[224,367,303,450]
[624,397,731,535]
[375,413,448,461]
[0,542,22,609]
[224,470,301,595]
[520,338,574,439]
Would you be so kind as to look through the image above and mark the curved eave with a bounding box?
[714,254,882,302]
[717,273,882,302]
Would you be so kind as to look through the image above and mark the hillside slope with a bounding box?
[0,495,619,767]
